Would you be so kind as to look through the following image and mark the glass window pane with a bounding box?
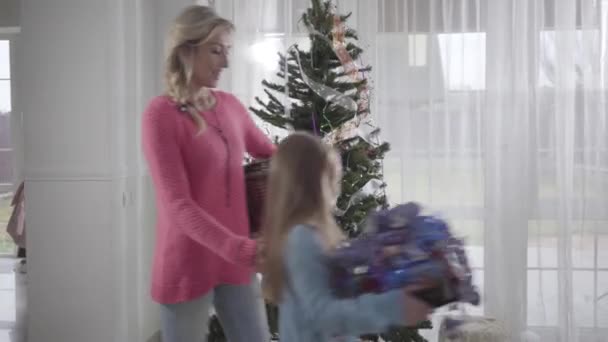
[572,226,595,269]
[0,40,9,79]
[0,80,11,113]
[0,111,12,187]
[528,270,558,326]
[450,219,484,268]
[599,271,608,328]
[408,34,428,66]
[539,30,602,88]
[601,0,608,87]
[528,220,558,268]
[0,80,12,113]
[599,221,608,269]
[437,33,486,91]
[0,149,13,187]
[573,270,595,328]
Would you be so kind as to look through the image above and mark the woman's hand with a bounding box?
[254,237,266,271]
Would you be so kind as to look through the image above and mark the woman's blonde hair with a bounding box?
[261,132,344,304]
[165,5,234,131]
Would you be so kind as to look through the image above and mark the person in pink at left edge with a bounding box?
[141,5,275,342]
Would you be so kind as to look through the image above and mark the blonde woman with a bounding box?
[262,132,432,341]
[141,5,274,342]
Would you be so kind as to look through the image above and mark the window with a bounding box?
[527,5,608,332]
[0,39,15,255]
[0,40,10,111]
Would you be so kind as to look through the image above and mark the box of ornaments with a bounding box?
[328,202,480,308]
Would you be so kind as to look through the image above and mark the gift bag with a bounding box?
[244,159,270,236]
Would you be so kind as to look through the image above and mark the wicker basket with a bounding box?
[244,159,270,235]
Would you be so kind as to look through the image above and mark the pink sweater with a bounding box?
[142,91,275,304]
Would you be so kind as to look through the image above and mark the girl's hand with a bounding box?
[402,285,433,326]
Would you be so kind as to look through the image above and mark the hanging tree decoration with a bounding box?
[330,14,370,114]
[288,44,359,114]
[301,13,381,146]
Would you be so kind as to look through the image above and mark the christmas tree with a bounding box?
[251,0,388,237]
[208,0,431,341]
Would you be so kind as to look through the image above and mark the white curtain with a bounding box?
[208,0,608,341]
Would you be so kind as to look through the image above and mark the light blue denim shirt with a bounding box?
[278,225,405,342]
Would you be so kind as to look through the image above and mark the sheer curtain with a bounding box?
[205,0,608,340]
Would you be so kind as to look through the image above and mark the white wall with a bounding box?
[18,0,194,341]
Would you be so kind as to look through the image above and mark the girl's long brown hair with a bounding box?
[261,132,344,304]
